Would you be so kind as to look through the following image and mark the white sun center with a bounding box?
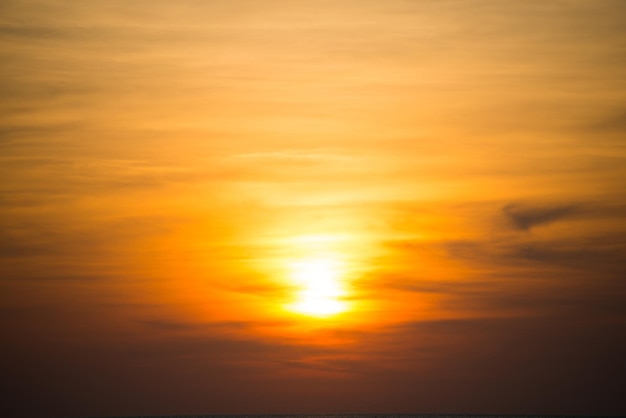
[289,258,347,317]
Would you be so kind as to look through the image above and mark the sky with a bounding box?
[1,1,625,417]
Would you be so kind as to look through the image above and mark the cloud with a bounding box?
[604,112,626,132]
[503,203,576,231]
[445,220,626,274]
[583,106,626,145]
[0,213,185,284]
[376,199,626,322]
[0,24,78,40]
[138,318,280,333]
[0,123,83,144]
[514,236,625,271]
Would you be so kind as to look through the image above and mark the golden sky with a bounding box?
[1,1,626,417]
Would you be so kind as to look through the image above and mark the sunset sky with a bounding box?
[1,1,625,417]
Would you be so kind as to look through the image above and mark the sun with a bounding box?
[288,257,349,317]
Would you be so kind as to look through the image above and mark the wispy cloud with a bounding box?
[503,203,577,231]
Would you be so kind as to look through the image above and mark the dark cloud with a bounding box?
[1,302,365,417]
[514,236,626,273]
[448,228,626,276]
[138,319,268,333]
[0,24,77,40]
[589,108,626,133]
[0,123,84,144]
[503,203,576,231]
[256,315,626,415]
[375,316,625,414]
[0,214,182,282]
[0,236,56,258]
[378,199,626,322]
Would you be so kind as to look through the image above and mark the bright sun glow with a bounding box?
[288,257,348,317]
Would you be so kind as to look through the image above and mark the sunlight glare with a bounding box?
[289,257,349,317]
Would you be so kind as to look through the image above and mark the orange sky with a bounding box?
[1,1,626,417]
